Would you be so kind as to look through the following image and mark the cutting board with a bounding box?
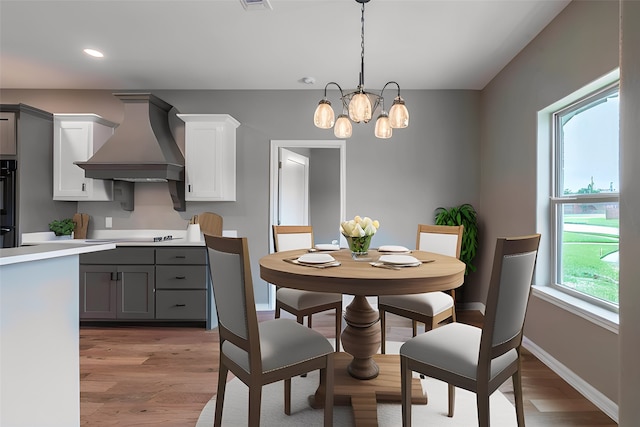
[73,213,89,239]
[196,212,223,237]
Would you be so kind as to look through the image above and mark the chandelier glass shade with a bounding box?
[314,99,335,129]
[313,0,409,139]
[334,114,353,138]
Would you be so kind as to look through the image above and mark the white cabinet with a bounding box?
[53,114,117,201]
[177,114,240,201]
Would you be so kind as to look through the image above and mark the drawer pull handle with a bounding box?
[175,276,186,279]
[175,304,186,307]
[175,256,186,259]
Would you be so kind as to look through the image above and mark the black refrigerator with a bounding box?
[0,159,17,248]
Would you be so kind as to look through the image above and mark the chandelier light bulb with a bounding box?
[349,92,373,123]
[389,96,409,128]
[334,114,353,138]
[314,99,335,129]
[374,112,392,139]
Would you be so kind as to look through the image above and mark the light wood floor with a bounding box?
[80,310,617,426]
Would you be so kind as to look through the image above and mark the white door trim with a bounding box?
[268,139,347,309]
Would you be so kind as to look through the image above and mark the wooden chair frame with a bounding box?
[379,224,464,353]
[206,235,335,427]
[272,225,343,351]
[400,234,541,427]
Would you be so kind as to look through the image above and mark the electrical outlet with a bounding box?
[105,217,112,228]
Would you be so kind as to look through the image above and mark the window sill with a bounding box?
[531,286,619,334]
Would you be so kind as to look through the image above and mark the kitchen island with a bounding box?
[0,242,115,427]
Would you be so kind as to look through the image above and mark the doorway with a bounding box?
[269,139,346,307]
[277,148,309,226]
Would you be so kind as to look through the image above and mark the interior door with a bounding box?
[277,148,309,225]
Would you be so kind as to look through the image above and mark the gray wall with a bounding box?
[0,88,480,307]
[309,148,341,244]
[479,0,622,415]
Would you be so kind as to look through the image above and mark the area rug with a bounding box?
[196,342,517,426]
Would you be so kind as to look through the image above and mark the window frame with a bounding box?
[549,82,619,312]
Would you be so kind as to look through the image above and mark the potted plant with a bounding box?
[434,203,478,275]
[49,218,75,238]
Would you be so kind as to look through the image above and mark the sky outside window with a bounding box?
[561,94,619,194]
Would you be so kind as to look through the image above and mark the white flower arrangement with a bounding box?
[340,215,380,237]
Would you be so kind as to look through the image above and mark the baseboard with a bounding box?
[522,336,619,423]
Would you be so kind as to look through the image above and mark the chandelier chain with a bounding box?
[360,1,365,89]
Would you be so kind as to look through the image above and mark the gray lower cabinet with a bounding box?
[155,248,207,320]
[79,246,207,322]
[80,248,155,320]
[79,265,155,319]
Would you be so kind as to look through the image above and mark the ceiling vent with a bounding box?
[240,0,272,11]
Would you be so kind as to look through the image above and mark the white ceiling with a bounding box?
[0,0,570,91]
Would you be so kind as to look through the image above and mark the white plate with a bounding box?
[378,254,421,266]
[378,245,410,253]
[315,244,341,251]
[297,253,336,264]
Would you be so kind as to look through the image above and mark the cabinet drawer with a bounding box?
[156,265,207,289]
[80,247,155,265]
[155,247,206,265]
[156,290,206,320]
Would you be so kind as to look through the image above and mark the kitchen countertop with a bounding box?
[0,241,116,266]
[21,229,237,247]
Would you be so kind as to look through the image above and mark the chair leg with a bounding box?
[450,289,457,322]
[296,315,308,377]
[417,320,428,379]
[476,390,490,427]
[284,378,291,415]
[214,364,229,427]
[323,354,335,427]
[448,384,455,417]
[380,308,387,354]
[275,302,281,319]
[430,316,438,331]
[513,369,526,426]
[248,384,262,427]
[400,356,412,427]
[335,307,342,352]
[308,314,313,328]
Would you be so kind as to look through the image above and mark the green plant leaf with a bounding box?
[49,218,76,236]
[434,203,478,275]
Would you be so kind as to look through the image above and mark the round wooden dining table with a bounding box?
[260,248,465,377]
[260,248,465,425]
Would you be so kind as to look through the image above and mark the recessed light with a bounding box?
[83,48,104,58]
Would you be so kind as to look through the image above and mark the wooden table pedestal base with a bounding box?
[310,352,428,427]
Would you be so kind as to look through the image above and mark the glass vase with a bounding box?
[344,234,373,260]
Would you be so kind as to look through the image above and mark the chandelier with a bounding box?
[313,0,409,139]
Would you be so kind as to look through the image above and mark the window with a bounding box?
[551,84,619,309]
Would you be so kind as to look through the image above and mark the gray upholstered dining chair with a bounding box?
[378,224,464,353]
[205,234,335,427]
[273,225,343,351]
[400,234,541,427]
